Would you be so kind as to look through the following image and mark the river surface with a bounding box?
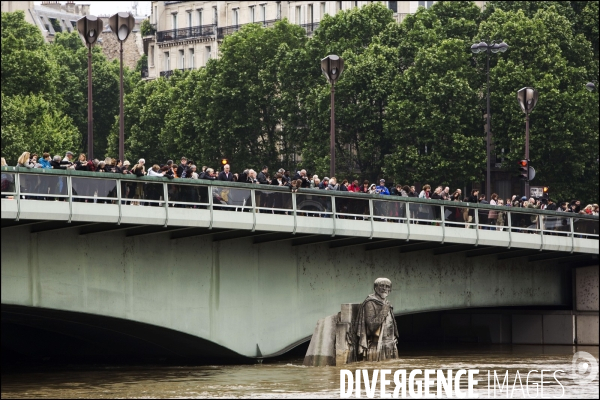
[1,345,598,398]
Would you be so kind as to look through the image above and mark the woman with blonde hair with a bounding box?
[496,198,505,231]
[17,152,35,168]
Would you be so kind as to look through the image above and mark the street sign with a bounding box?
[530,186,543,198]
[528,166,535,181]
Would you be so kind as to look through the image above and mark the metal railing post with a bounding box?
[67,176,73,223]
[163,182,169,227]
[474,204,480,246]
[570,217,575,254]
[15,172,21,221]
[292,192,297,235]
[440,204,445,244]
[369,199,374,240]
[539,215,544,251]
[208,186,214,230]
[116,179,122,225]
[331,194,336,237]
[507,210,512,249]
[251,188,256,232]
[405,202,410,242]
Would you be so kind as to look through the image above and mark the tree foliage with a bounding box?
[2,3,598,202]
[1,11,138,163]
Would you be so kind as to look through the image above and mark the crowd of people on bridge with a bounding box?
[2,152,599,233]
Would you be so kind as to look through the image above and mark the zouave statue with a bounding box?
[354,277,399,361]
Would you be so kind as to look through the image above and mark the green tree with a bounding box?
[480,7,598,202]
[1,11,58,98]
[1,93,80,164]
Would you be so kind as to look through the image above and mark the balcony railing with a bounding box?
[160,68,193,78]
[299,21,320,34]
[217,19,280,39]
[157,24,216,42]
[2,167,598,248]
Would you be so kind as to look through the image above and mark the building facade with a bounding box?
[145,1,486,80]
[2,1,146,69]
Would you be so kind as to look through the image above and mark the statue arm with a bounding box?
[364,302,384,337]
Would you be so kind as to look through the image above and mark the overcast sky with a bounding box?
[35,1,151,17]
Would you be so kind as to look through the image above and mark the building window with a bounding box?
[179,50,184,69]
[250,6,255,23]
[277,2,281,19]
[337,1,343,11]
[296,6,301,24]
[388,1,398,12]
[188,11,192,27]
[205,46,211,65]
[260,4,266,22]
[49,17,62,32]
[189,48,194,69]
[418,1,434,8]
[165,52,170,71]
[149,46,154,66]
[321,2,326,17]
[213,7,217,25]
[354,1,358,8]
[308,4,313,23]
[197,9,203,25]
[154,5,158,24]
[172,13,177,29]
[70,20,76,28]
[232,9,239,25]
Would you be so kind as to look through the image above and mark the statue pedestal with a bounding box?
[336,303,360,366]
[302,314,338,366]
[303,303,360,367]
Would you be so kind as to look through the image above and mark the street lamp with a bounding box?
[321,55,344,178]
[516,87,539,197]
[586,82,596,92]
[77,15,103,160]
[109,12,135,163]
[471,39,508,198]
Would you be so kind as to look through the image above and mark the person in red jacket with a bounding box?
[348,179,361,192]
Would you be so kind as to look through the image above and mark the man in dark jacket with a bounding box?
[176,157,188,178]
[217,164,234,181]
[257,166,269,184]
[293,169,311,188]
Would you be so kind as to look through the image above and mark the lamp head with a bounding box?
[517,87,539,114]
[77,15,103,46]
[320,54,344,84]
[470,43,480,54]
[497,41,509,52]
[586,82,596,92]
[109,12,135,42]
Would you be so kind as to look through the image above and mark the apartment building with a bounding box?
[145,1,486,79]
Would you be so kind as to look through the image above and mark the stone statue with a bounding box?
[354,277,399,362]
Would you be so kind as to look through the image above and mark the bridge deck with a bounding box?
[1,168,597,254]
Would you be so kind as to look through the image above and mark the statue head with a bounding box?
[373,277,392,300]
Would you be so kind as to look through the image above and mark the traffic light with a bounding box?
[543,186,549,198]
[519,159,529,180]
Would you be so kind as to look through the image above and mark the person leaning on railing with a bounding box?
[129,159,146,205]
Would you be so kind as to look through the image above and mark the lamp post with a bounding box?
[471,39,509,198]
[77,15,103,160]
[320,55,344,178]
[109,12,135,163]
[516,87,539,197]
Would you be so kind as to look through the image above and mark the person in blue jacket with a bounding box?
[375,179,390,195]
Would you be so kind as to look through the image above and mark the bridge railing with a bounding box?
[1,168,598,240]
